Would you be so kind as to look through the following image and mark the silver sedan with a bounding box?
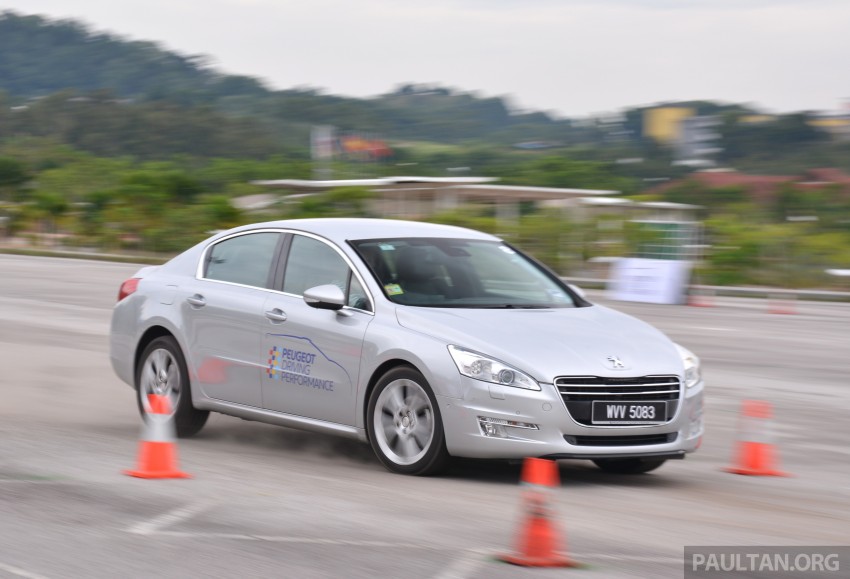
[110,218,704,475]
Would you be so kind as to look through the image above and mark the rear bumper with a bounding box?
[438,377,704,460]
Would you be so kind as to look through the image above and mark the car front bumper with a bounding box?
[438,376,704,460]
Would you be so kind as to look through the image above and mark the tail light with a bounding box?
[118,278,141,302]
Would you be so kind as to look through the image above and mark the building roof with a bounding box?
[251,176,619,202]
[652,169,793,203]
[251,176,498,190]
[799,168,850,185]
[446,184,617,201]
[651,168,850,202]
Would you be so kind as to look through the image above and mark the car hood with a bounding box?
[395,305,682,383]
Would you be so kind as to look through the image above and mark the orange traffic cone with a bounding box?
[724,400,789,477]
[499,458,580,568]
[124,394,191,479]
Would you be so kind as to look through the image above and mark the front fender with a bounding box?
[356,322,463,430]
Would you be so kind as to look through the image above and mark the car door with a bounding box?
[182,230,282,408]
[261,233,372,426]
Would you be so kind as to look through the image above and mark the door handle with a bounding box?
[265,309,287,323]
[186,294,206,307]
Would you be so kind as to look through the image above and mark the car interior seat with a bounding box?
[394,246,450,300]
[358,245,393,286]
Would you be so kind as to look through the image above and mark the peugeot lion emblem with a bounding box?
[607,355,626,369]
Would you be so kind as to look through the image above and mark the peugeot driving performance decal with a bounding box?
[266,334,351,392]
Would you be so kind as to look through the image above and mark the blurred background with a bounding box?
[0,3,849,289]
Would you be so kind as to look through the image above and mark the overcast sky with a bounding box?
[3,0,849,118]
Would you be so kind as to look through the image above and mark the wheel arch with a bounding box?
[133,324,210,438]
[134,326,177,386]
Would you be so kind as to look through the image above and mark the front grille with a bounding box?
[565,433,678,447]
[556,375,681,426]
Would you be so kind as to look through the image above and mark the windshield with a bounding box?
[351,237,580,308]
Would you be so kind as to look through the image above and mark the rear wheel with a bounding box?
[593,458,667,474]
[136,336,208,438]
[366,367,449,476]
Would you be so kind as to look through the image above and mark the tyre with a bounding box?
[593,458,667,474]
[366,367,449,476]
[136,336,209,438]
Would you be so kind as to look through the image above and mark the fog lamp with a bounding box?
[481,420,507,438]
[478,416,539,438]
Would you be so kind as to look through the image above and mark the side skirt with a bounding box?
[195,398,368,442]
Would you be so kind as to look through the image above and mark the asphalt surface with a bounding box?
[1,254,848,578]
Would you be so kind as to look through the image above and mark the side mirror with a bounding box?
[303,284,346,311]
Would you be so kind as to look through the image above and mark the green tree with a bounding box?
[0,157,30,200]
[31,190,68,237]
[199,195,242,229]
[509,156,636,194]
[286,186,376,218]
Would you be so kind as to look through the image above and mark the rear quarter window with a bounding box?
[204,232,280,288]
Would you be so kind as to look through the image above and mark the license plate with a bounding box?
[591,401,667,425]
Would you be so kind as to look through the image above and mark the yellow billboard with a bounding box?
[643,107,695,144]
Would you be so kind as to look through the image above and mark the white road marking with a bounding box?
[126,500,213,536]
[694,326,737,332]
[432,550,489,579]
[0,562,50,579]
[139,531,684,568]
[153,531,434,549]
[138,531,521,578]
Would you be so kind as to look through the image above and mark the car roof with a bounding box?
[223,218,501,245]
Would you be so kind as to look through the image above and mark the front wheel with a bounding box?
[136,336,209,438]
[593,457,667,474]
[366,367,449,476]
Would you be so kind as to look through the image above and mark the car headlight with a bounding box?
[675,344,702,388]
[447,345,540,391]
